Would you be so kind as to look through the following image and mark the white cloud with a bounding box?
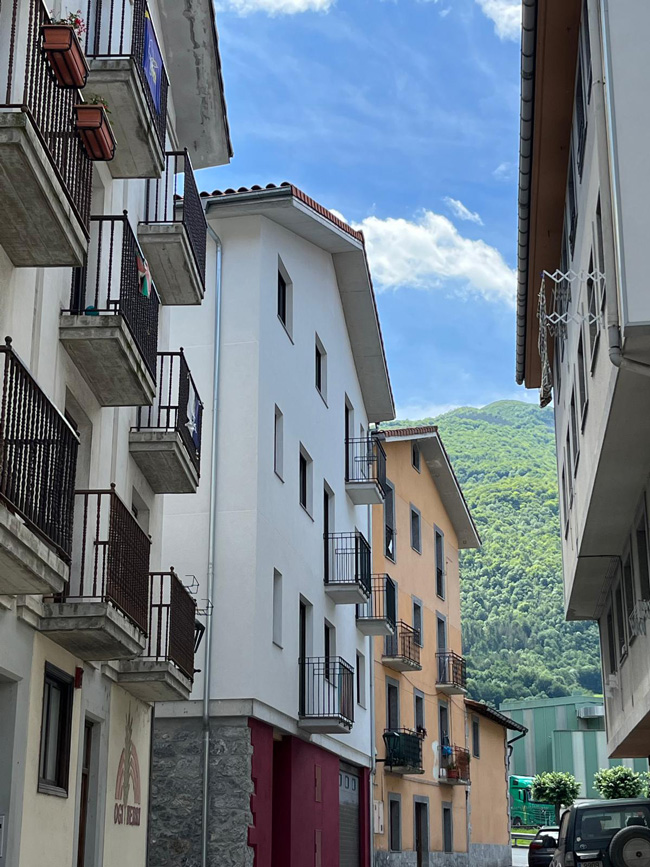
[443,197,483,225]
[216,0,332,14]
[475,0,521,40]
[395,401,460,420]
[493,161,515,181]
[347,209,515,307]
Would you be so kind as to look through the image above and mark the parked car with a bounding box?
[552,799,650,867]
[529,826,560,867]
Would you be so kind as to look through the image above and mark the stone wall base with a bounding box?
[375,851,470,867]
[469,843,511,867]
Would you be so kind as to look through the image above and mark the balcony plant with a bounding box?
[42,11,89,89]
[74,96,116,162]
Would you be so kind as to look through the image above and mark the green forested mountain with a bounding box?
[385,400,602,706]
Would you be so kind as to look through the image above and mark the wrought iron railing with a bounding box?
[134,351,203,473]
[299,656,354,727]
[64,485,150,632]
[67,213,160,379]
[345,436,387,496]
[356,574,397,628]
[384,621,421,666]
[324,531,371,596]
[84,0,168,147]
[145,570,196,680]
[143,150,207,284]
[1,0,92,232]
[0,338,78,561]
[436,651,467,691]
[438,745,470,783]
[383,729,423,773]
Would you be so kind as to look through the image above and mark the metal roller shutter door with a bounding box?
[339,767,360,867]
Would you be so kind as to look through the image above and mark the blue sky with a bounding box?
[199,0,535,419]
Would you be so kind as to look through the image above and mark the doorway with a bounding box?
[414,799,429,867]
[77,721,93,867]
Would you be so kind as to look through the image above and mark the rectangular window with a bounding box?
[623,553,635,632]
[442,805,453,853]
[389,796,401,852]
[561,465,569,536]
[315,335,327,401]
[472,716,480,758]
[273,570,283,647]
[586,253,599,364]
[582,0,592,97]
[596,197,606,317]
[39,663,74,795]
[412,442,420,472]
[636,511,650,601]
[615,582,626,659]
[410,507,421,553]
[570,391,580,472]
[384,480,396,561]
[413,599,423,647]
[356,652,366,708]
[299,446,313,515]
[568,153,578,255]
[324,621,334,681]
[277,272,287,324]
[577,331,588,421]
[386,679,399,730]
[575,62,587,176]
[274,406,283,479]
[435,529,445,598]
[414,690,425,733]
[606,607,617,674]
[566,432,574,502]
[277,263,293,337]
[437,616,447,652]
[438,701,449,743]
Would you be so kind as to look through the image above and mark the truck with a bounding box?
[509,775,556,827]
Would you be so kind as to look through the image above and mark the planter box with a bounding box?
[42,25,89,89]
[74,104,116,161]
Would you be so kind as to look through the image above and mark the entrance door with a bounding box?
[77,721,93,867]
[415,801,429,867]
[339,766,360,867]
[299,602,306,715]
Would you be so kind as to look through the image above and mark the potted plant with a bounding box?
[74,96,116,162]
[447,763,460,780]
[42,11,89,89]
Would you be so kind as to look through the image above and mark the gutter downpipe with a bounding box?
[202,221,223,867]
[600,0,650,378]
[368,502,375,867]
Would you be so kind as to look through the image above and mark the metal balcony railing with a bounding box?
[1,0,92,232]
[299,657,354,727]
[436,651,467,691]
[0,338,78,561]
[384,621,421,666]
[145,571,196,680]
[356,574,397,628]
[64,485,150,632]
[83,0,168,147]
[383,729,424,773]
[134,351,203,473]
[143,150,207,284]
[438,745,470,783]
[345,436,387,496]
[324,531,371,595]
[67,214,160,378]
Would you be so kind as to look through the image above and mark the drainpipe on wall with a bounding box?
[367,502,375,867]
[201,224,224,867]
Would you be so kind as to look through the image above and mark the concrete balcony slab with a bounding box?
[39,600,146,660]
[436,682,467,697]
[345,479,384,505]
[381,655,422,673]
[59,314,156,407]
[87,58,164,179]
[116,659,192,701]
[0,110,87,266]
[356,616,395,637]
[0,499,68,596]
[324,582,370,605]
[129,430,199,493]
[298,717,353,735]
[137,223,204,305]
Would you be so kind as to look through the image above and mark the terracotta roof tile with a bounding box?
[382,425,439,438]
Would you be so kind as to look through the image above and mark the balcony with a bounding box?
[130,351,202,493]
[117,570,196,701]
[0,0,92,265]
[356,574,396,636]
[40,487,149,660]
[324,531,371,604]
[383,729,424,775]
[0,339,77,595]
[438,745,470,786]
[138,151,208,305]
[60,214,159,407]
[83,0,168,177]
[298,657,354,734]
[345,436,387,505]
[436,651,467,696]
[382,621,422,672]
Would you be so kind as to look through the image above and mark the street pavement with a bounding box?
[512,846,528,867]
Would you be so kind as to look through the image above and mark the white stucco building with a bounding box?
[150,183,395,867]
[0,0,230,864]
[516,0,650,760]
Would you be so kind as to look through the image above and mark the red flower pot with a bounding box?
[42,24,89,89]
[74,105,116,162]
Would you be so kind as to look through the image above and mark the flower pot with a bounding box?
[41,25,89,89]
[74,105,116,162]
[448,768,459,779]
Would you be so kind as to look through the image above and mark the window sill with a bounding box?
[436,593,445,601]
[316,388,328,408]
[300,503,314,522]
[38,781,68,798]
[278,315,294,344]
[385,554,396,564]
[589,332,600,373]
[411,546,422,555]
[580,400,589,433]
[274,470,284,483]
[273,640,283,650]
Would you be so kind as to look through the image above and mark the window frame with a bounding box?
[384,479,396,562]
[569,390,580,474]
[472,715,480,758]
[314,334,327,403]
[386,677,400,730]
[635,501,650,602]
[298,445,313,517]
[412,597,423,647]
[442,803,453,854]
[435,527,445,599]
[277,260,293,340]
[274,405,284,481]
[577,328,589,428]
[389,794,402,852]
[412,442,421,472]
[272,569,283,648]
[410,505,422,554]
[414,689,425,734]
[356,651,366,708]
[38,662,74,796]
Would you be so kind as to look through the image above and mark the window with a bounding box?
[615,582,626,659]
[606,607,617,674]
[636,510,650,600]
[277,272,287,324]
[570,391,579,472]
[39,663,74,795]
[277,261,293,337]
[274,406,283,479]
[412,442,420,472]
[413,599,423,646]
[577,331,588,422]
[389,796,401,852]
[565,432,574,502]
[386,679,399,730]
[438,701,449,743]
[586,253,599,364]
[595,197,606,318]
[567,151,578,255]
[272,570,283,647]
[472,715,480,758]
[410,506,421,553]
[384,480,396,561]
[442,804,453,853]
[581,0,592,99]
[356,652,366,708]
[575,62,587,176]
[437,616,447,653]
[561,465,569,536]
[315,335,327,401]
[324,621,334,681]
[435,529,445,598]
[414,690,425,734]
[623,552,636,635]
[299,445,313,515]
